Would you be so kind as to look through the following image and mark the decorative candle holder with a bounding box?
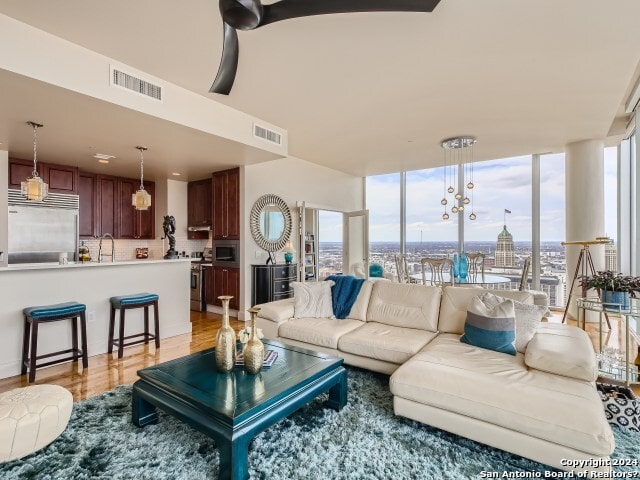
[215,296,236,373]
[243,307,264,375]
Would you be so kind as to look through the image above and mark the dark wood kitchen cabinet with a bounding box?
[117,178,155,239]
[204,265,240,310]
[212,266,240,310]
[42,163,78,194]
[78,171,98,238]
[97,174,119,237]
[203,265,215,305]
[8,158,78,194]
[187,178,212,239]
[212,167,239,240]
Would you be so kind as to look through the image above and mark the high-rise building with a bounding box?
[495,225,515,267]
[605,243,617,272]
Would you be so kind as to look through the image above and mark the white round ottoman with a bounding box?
[0,385,73,463]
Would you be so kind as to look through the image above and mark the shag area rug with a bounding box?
[2,368,639,480]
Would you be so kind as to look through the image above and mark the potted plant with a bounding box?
[579,271,640,311]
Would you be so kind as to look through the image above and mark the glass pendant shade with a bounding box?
[447,186,454,194]
[22,121,47,202]
[133,146,150,211]
[463,197,470,205]
[440,198,447,205]
[21,175,48,202]
[451,206,459,213]
[132,189,152,210]
[442,212,449,220]
[469,212,477,220]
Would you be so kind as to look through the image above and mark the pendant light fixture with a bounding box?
[132,146,151,210]
[440,136,477,221]
[21,121,48,202]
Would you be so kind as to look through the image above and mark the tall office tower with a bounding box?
[495,224,515,267]
[605,243,617,272]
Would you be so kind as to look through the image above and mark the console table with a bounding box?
[576,297,639,386]
[251,264,298,305]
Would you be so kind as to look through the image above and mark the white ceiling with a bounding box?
[1,0,639,178]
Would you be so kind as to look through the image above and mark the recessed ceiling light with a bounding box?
[93,153,115,160]
[98,159,110,164]
[172,172,181,176]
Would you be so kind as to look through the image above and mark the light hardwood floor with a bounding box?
[0,310,637,400]
[0,311,245,401]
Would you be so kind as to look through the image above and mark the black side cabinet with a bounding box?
[251,264,298,306]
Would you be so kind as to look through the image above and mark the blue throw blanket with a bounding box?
[326,275,365,319]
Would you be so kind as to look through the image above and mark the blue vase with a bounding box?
[284,252,293,264]
[601,290,630,311]
[452,253,459,278]
[459,251,468,279]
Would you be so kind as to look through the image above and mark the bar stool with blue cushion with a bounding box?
[109,293,160,359]
[22,302,88,383]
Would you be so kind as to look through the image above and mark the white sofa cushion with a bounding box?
[291,281,335,318]
[390,334,614,457]
[338,322,438,365]
[255,298,294,323]
[348,280,373,321]
[438,287,533,334]
[525,323,598,382]
[278,317,363,349]
[460,294,517,356]
[478,292,547,353]
[366,282,441,331]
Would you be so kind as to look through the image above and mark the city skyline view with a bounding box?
[316,150,618,243]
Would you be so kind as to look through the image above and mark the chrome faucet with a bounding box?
[98,233,115,263]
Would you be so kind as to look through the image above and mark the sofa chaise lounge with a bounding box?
[255,280,614,473]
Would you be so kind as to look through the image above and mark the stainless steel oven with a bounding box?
[190,263,204,311]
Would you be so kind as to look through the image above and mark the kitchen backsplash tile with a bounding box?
[81,236,208,262]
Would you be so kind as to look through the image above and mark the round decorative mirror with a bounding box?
[250,194,292,254]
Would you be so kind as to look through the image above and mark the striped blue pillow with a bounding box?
[460,295,517,356]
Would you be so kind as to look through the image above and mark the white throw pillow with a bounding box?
[291,281,335,319]
[479,292,547,353]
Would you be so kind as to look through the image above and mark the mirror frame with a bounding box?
[250,194,292,252]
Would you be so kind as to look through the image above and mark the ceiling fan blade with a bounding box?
[262,0,441,26]
[210,22,239,95]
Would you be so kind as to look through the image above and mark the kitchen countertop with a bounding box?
[0,258,192,272]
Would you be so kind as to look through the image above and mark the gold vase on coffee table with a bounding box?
[243,307,264,374]
[215,296,236,372]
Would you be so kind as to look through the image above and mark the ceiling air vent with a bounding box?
[253,124,282,146]
[110,66,162,102]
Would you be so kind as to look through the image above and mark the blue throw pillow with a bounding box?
[369,263,384,278]
[460,295,517,356]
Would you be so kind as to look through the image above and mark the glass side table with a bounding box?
[576,297,639,386]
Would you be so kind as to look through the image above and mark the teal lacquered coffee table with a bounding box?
[131,339,347,480]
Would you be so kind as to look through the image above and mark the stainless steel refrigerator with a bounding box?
[7,189,79,264]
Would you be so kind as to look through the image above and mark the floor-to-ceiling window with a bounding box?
[366,173,401,276]
[539,153,567,307]
[365,147,619,300]
[317,210,343,279]
[464,155,532,290]
[604,146,618,272]
[405,167,458,277]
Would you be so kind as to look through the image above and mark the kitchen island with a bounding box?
[0,258,191,380]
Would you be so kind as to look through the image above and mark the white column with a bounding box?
[0,150,7,267]
[565,139,605,319]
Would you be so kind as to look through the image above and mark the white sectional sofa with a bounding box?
[254,280,614,473]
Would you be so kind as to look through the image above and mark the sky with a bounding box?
[318,148,618,243]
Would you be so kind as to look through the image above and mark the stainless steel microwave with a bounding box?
[212,240,239,267]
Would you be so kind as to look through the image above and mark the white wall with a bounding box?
[240,156,364,319]
[0,14,286,156]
